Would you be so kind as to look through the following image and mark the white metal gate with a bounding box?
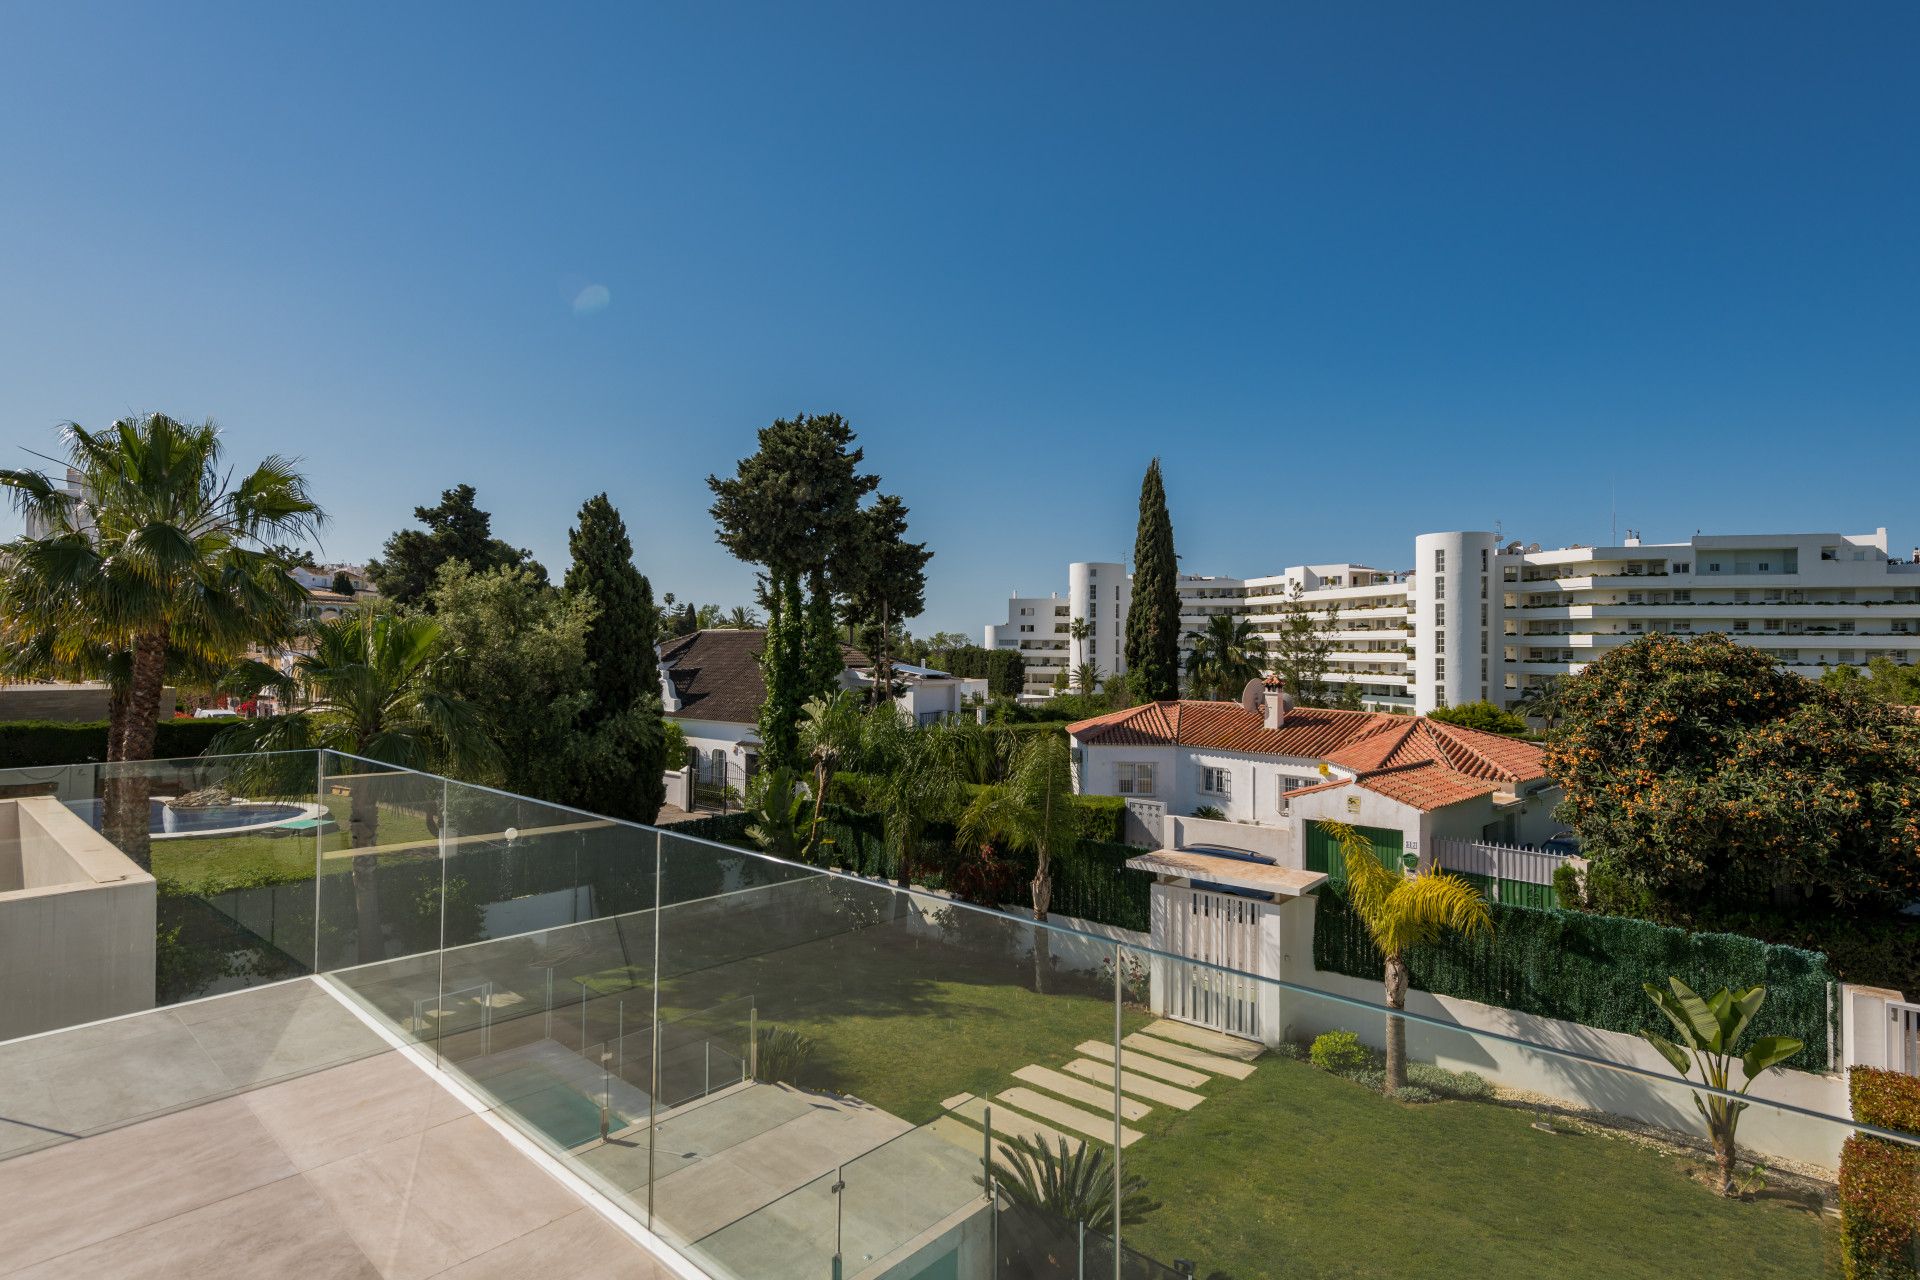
[1162,887,1264,1041]
[1887,1001,1920,1075]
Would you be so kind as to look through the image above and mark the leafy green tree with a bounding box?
[1325,820,1492,1091]
[1427,699,1530,737]
[838,494,931,704]
[426,564,662,818]
[710,413,878,760]
[563,494,667,821]
[1546,633,1920,913]
[1183,615,1268,700]
[1640,977,1803,1197]
[1123,459,1180,700]
[213,610,495,961]
[329,570,356,595]
[1824,657,1920,707]
[367,484,544,607]
[1267,581,1342,708]
[744,766,813,861]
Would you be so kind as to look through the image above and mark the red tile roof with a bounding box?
[1069,699,1548,813]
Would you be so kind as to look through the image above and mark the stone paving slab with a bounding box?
[1012,1065,1151,1121]
[1121,1032,1256,1080]
[1141,1019,1264,1061]
[1074,1041,1209,1088]
[994,1088,1141,1147]
[1063,1059,1204,1110]
[944,1095,1083,1157]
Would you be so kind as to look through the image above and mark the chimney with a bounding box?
[1262,676,1286,731]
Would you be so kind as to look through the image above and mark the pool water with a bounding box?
[63,797,308,837]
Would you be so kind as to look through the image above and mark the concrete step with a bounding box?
[1074,1041,1209,1089]
[1143,1019,1264,1062]
[995,1087,1142,1148]
[944,1093,1083,1157]
[1012,1065,1151,1122]
[1062,1059,1204,1110]
[1122,1032,1256,1080]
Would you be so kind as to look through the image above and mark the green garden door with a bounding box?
[1305,822,1404,882]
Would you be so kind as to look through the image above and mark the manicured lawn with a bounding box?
[1118,1054,1839,1280]
[150,795,435,894]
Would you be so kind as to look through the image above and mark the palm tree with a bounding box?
[0,415,322,862]
[1515,676,1567,733]
[722,605,762,629]
[1072,662,1102,697]
[992,1134,1153,1232]
[797,691,866,853]
[866,715,964,890]
[214,611,495,963]
[1067,615,1093,668]
[0,415,322,760]
[1183,615,1266,701]
[1322,820,1492,1090]
[956,732,1077,989]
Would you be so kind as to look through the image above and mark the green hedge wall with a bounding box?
[1841,1067,1920,1279]
[1313,884,1835,1071]
[1039,838,1151,933]
[926,646,1026,698]
[0,718,235,770]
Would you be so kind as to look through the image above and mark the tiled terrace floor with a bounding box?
[0,982,674,1279]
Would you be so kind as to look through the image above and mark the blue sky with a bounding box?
[2,3,1915,635]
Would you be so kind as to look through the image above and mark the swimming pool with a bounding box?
[62,797,321,839]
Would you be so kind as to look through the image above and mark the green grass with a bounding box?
[1118,1054,1839,1280]
[149,795,436,894]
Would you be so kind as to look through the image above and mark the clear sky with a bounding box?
[2,3,1915,635]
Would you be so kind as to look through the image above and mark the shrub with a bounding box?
[1071,793,1128,844]
[752,1024,817,1086]
[0,717,233,769]
[1190,804,1226,821]
[1309,1030,1370,1075]
[1273,1042,1307,1061]
[1840,1068,1920,1277]
[1405,1063,1494,1101]
[1388,1085,1440,1104]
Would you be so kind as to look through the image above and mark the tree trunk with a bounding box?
[1384,952,1410,1092]
[1032,860,1053,994]
[119,628,169,762]
[101,630,169,871]
[1709,1105,1738,1196]
[348,780,385,966]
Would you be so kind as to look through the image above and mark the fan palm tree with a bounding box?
[865,716,964,890]
[1072,662,1102,697]
[955,732,1078,990]
[991,1135,1153,1232]
[214,611,495,963]
[1183,615,1267,701]
[1322,819,1492,1090]
[722,605,761,629]
[0,415,322,760]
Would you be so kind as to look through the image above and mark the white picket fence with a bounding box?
[1431,838,1573,905]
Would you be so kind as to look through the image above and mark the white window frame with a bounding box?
[1116,762,1156,796]
[1200,766,1232,798]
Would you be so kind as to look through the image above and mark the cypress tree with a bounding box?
[756,570,808,773]
[803,569,844,701]
[1124,459,1181,700]
[563,494,667,820]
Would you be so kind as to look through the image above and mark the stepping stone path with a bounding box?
[938,1018,1266,1166]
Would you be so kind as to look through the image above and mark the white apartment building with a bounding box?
[985,527,1919,713]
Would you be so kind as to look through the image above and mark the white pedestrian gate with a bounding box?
[1160,886,1265,1041]
[1887,1001,1920,1076]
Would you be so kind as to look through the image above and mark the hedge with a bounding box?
[829,773,1131,846]
[0,718,235,770]
[1313,883,1835,1071]
[925,645,1026,698]
[1842,1068,1920,1279]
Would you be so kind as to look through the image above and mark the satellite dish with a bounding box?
[1239,679,1265,713]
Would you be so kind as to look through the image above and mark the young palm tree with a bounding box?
[0,415,322,762]
[1322,819,1492,1090]
[1183,614,1267,701]
[992,1134,1153,1232]
[1072,662,1102,697]
[866,715,964,890]
[955,732,1078,989]
[215,611,495,962]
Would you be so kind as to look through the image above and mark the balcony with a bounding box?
[0,749,1886,1278]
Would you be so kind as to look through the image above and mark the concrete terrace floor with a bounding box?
[0,980,674,1280]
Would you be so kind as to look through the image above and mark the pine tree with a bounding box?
[562,494,667,820]
[1123,459,1180,700]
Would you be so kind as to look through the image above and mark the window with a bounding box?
[1734,590,1751,604]
[1895,621,1912,634]
[1673,561,1691,574]
[1480,548,1489,572]
[1116,763,1156,795]
[1480,658,1488,681]
[1839,621,1855,633]
[1763,619,1781,632]
[1435,549,1446,572]
[1435,658,1446,681]
[1435,576,1446,600]
[1732,620,1749,633]
[1707,563,1720,573]
[1480,576,1488,599]
[1436,603,1446,627]
[1435,630,1446,650]
[1627,592,1644,605]
[1778,649,1798,662]
[1674,589,1692,603]
[1504,566,1519,582]
[1019,624,1034,633]
[1200,766,1232,797]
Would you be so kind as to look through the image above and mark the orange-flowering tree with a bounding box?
[1545,633,1920,914]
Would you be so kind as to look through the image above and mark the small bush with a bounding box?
[1351,1068,1386,1091]
[752,1024,816,1087]
[1840,1134,1920,1279]
[1309,1030,1370,1075]
[1405,1063,1494,1101]
[1389,1086,1440,1104]
[1273,1042,1307,1061]
[1191,804,1226,821]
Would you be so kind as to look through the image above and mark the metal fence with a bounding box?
[1431,837,1570,910]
